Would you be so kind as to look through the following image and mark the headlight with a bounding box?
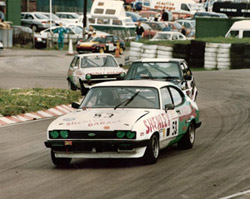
[49,130,69,139]
[120,72,126,78]
[116,131,136,139]
[49,130,59,139]
[60,130,69,138]
[85,73,91,80]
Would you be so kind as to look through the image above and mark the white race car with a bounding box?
[45,80,201,167]
[67,53,126,95]
[0,41,3,53]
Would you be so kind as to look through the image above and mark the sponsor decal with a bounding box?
[65,120,121,127]
[143,113,171,134]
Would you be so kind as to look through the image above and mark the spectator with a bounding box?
[53,23,68,50]
[181,25,186,36]
[163,23,171,31]
[87,25,94,39]
[0,7,4,22]
[135,21,144,41]
[161,9,169,21]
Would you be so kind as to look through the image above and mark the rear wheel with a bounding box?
[51,151,71,167]
[143,134,159,164]
[178,123,195,149]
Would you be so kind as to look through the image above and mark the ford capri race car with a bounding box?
[76,34,125,54]
[44,80,201,167]
[67,53,126,95]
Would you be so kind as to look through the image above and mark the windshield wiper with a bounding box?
[114,91,140,110]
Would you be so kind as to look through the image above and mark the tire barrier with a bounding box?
[157,46,173,59]
[173,44,190,61]
[128,41,249,70]
[142,44,157,59]
[230,43,245,69]
[129,42,144,61]
[189,40,205,68]
[204,43,219,70]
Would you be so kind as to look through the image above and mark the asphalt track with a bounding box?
[1,49,250,199]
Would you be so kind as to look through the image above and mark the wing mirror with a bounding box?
[72,102,80,109]
[165,103,175,112]
[184,75,192,81]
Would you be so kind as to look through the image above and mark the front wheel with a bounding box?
[178,123,195,149]
[68,80,77,91]
[143,134,159,164]
[51,151,71,167]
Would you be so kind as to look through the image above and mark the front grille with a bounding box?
[67,131,117,139]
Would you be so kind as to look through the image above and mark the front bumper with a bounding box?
[45,139,148,158]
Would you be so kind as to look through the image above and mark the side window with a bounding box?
[169,87,184,107]
[70,56,79,68]
[106,36,113,43]
[181,4,190,11]
[160,87,173,109]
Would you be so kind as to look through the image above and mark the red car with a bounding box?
[76,34,125,54]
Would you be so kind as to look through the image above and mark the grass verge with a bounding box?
[0,88,81,117]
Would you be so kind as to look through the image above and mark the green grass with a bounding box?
[0,88,81,117]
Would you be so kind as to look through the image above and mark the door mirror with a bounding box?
[165,103,175,112]
[184,75,192,81]
[72,102,80,109]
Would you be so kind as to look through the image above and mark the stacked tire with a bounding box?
[157,45,173,58]
[230,43,245,69]
[189,40,205,68]
[129,42,143,61]
[142,45,158,59]
[204,43,218,70]
[244,44,250,68]
[217,43,231,70]
[173,44,190,61]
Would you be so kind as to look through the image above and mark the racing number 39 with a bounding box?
[172,120,178,136]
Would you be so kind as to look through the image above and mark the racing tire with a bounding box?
[143,134,159,164]
[68,80,77,91]
[51,151,71,167]
[178,123,195,150]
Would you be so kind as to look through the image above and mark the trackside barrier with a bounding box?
[128,41,250,70]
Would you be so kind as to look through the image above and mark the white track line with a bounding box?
[220,189,250,199]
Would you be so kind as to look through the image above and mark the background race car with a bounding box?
[76,34,125,54]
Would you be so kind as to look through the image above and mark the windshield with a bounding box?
[81,86,160,109]
[87,36,105,42]
[80,55,118,68]
[126,62,181,80]
[68,25,83,34]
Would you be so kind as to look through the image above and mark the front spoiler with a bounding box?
[45,139,148,158]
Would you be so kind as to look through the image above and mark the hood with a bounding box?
[48,109,149,131]
[78,67,125,78]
